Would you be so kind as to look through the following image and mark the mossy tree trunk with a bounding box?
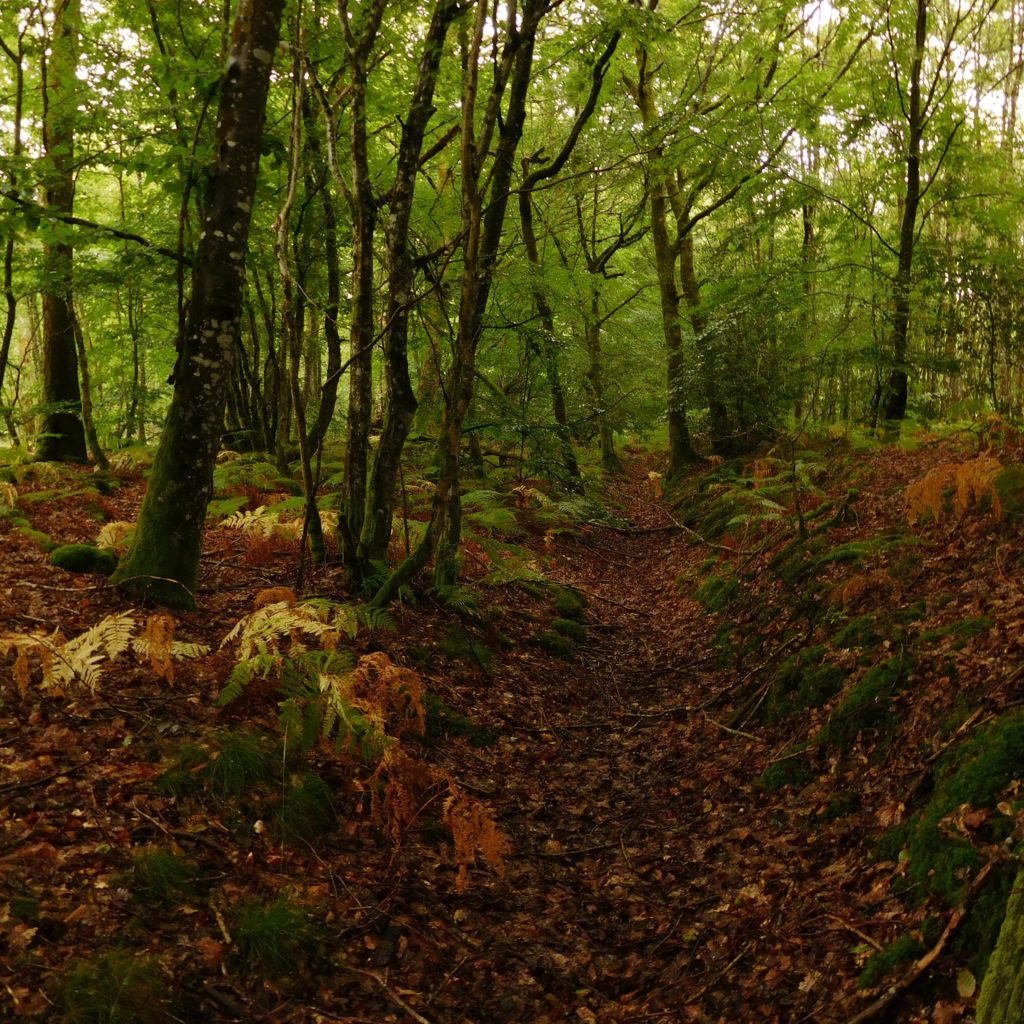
[976,864,1024,1024]
[110,0,285,609]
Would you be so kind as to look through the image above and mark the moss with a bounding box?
[551,617,587,644]
[833,614,882,650]
[49,544,118,575]
[895,600,926,625]
[819,655,911,751]
[551,586,588,622]
[921,616,994,646]
[954,863,1014,981]
[760,748,814,791]
[60,951,171,1024]
[858,934,926,989]
[440,627,493,673]
[694,573,740,612]
[17,526,57,552]
[533,630,576,659]
[994,465,1024,520]
[764,647,847,719]
[901,711,1024,903]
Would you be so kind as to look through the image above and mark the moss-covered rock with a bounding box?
[49,543,118,575]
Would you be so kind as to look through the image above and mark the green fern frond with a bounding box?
[476,537,547,586]
[206,495,250,520]
[216,652,283,705]
[433,584,481,616]
[460,489,507,510]
[354,604,396,633]
[467,507,525,537]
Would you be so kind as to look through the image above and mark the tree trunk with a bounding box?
[37,0,86,463]
[358,0,461,566]
[584,290,619,473]
[110,0,285,609]
[882,0,927,424]
[373,0,546,603]
[976,864,1024,1024]
[340,0,387,573]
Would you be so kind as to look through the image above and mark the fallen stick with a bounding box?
[842,857,996,1024]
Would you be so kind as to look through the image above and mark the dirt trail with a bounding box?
[440,466,857,1024]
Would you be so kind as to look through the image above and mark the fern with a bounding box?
[906,455,1002,524]
[95,521,135,555]
[0,481,16,510]
[206,495,250,520]
[220,600,340,661]
[475,536,547,586]
[467,506,525,537]
[131,614,210,683]
[433,584,481,616]
[1,612,135,693]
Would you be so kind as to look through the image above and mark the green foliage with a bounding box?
[212,458,281,495]
[693,573,740,612]
[759,747,813,791]
[440,627,493,673]
[551,617,587,644]
[895,712,1024,903]
[17,526,57,552]
[273,772,338,843]
[819,656,911,751]
[921,616,994,647]
[532,630,576,659]
[49,543,118,575]
[424,693,495,746]
[234,896,320,979]
[551,586,588,622]
[192,733,278,802]
[129,848,201,906]
[765,647,847,719]
[833,614,882,649]
[206,495,251,520]
[433,584,481,617]
[467,506,525,537]
[60,951,171,1024]
[994,465,1024,520]
[857,934,925,989]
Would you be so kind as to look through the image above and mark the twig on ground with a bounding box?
[842,857,997,1024]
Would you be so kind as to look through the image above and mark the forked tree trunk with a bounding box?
[358,0,463,567]
[111,0,284,609]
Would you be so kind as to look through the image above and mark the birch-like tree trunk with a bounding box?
[111,0,285,608]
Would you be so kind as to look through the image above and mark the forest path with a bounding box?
[457,461,858,1024]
